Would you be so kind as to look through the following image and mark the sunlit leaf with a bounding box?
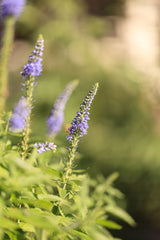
[38,194,63,202]
[19,222,35,232]
[96,219,122,230]
[106,206,136,226]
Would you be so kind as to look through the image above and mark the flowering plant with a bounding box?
[0,1,135,239]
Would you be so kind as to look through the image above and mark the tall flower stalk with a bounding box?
[0,0,26,115]
[47,80,78,138]
[21,35,44,159]
[9,35,44,159]
[64,82,99,188]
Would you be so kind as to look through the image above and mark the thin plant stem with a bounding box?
[0,16,15,115]
[21,113,31,160]
[20,35,44,159]
[41,230,48,240]
[63,138,79,189]
[21,76,34,160]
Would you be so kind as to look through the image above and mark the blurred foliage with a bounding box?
[85,0,125,16]
[5,0,160,238]
[0,138,135,239]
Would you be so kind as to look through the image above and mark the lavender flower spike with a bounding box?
[67,83,99,142]
[21,35,44,81]
[47,80,78,137]
[0,0,26,19]
[9,96,31,133]
[34,142,56,154]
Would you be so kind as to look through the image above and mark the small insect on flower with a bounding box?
[34,142,57,154]
[64,124,71,134]
[0,0,26,19]
[9,96,31,133]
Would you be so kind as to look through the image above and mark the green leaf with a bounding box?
[0,217,18,230]
[58,187,67,198]
[38,194,63,202]
[106,206,136,226]
[0,166,9,178]
[5,140,11,150]
[107,187,124,199]
[96,219,122,230]
[34,200,53,211]
[7,132,22,137]
[45,168,62,178]
[5,208,60,230]
[5,231,18,240]
[69,229,93,240]
[19,222,35,232]
[72,169,86,173]
[105,173,119,185]
[85,223,114,240]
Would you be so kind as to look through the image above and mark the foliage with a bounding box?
[17,0,160,228]
[0,1,135,239]
[0,71,135,240]
[0,143,134,239]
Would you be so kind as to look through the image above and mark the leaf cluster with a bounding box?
[0,133,135,240]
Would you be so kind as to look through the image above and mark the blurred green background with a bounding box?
[3,0,160,239]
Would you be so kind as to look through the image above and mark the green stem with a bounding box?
[63,137,79,189]
[41,229,48,240]
[0,16,15,115]
[21,114,31,160]
[21,77,35,160]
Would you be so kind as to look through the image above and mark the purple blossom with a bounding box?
[67,83,99,141]
[9,96,31,133]
[34,142,56,154]
[0,0,26,19]
[22,59,42,77]
[21,36,44,80]
[47,81,78,137]
[47,111,64,137]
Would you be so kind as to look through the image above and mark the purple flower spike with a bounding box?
[0,0,26,19]
[47,80,78,137]
[34,142,57,154]
[9,96,31,133]
[21,35,44,80]
[67,83,99,141]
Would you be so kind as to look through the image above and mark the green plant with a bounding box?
[0,1,135,239]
